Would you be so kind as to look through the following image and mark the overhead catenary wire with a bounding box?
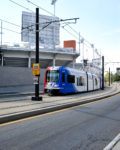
[10,0,91,48]
[22,17,79,30]
[25,0,98,48]
[26,0,54,16]
[61,27,78,40]
[0,19,21,28]
[9,0,102,59]
[7,0,114,72]
[26,0,81,34]
[25,0,91,46]
[0,27,20,34]
[9,0,95,50]
[9,0,79,37]
[9,0,34,13]
[0,19,21,35]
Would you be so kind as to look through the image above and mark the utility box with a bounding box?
[33,63,40,75]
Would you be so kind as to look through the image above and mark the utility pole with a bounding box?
[79,32,80,55]
[51,0,57,67]
[102,56,104,90]
[91,44,94,60]
[1,21,2,46]
[32,8,42,101]
[82,39,84,61]
[109,67,110,86]
[81,38,84,69]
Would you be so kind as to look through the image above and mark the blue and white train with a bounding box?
[44,66,102,95]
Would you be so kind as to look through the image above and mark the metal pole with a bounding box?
[109,67,110,86]
[35,8,39,99]
[102,56,104,90]
[82,40,84,61]
[32,8,42,101]
[79,32,80,55]
[83,40,84,70]
[53,2,56,66]
[54,2,56,15]
[93,46,94,60]
[1,21,2,46]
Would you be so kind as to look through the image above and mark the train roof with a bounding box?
[46,66,100,77]
[46,66,86,74]
[46,66,99,77]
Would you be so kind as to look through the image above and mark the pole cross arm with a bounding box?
[22,18,80,31]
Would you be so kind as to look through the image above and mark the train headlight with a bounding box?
[54,84,58,87]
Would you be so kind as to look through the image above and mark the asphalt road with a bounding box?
[0,94,120,150]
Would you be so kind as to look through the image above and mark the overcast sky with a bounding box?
[0,0,120,72]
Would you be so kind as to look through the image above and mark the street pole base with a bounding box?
[31,96,42,101]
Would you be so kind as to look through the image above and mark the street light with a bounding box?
[0,21,2,46]
[81,38,84,61]
[51,0,58,66]
[91,44,94,60]
[51,0,57,5]
[51,0,57,15]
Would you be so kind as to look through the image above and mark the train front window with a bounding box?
[46,70,60,82]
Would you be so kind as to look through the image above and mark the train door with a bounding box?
[60,71,67,94]
[92,75,94,90]
[62,72,65,86]
[88,74,93,91]
[66,73,76,93]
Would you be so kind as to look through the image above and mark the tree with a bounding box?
[105,72,114,83]
[105,72,109,82]
[113,73,120,81]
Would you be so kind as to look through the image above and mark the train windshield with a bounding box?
[46,70,60,82]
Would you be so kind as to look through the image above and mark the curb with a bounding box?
[0,91,120,124]
[103,133,120,150]
[0,91,43,98]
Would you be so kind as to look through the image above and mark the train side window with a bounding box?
[77,76,84,86]
[62,73,65,83]
[46,71,50,82]
[67,75,75,83]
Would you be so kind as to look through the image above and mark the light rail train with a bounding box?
[44,66,102,95]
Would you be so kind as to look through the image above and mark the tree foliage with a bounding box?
[105,72,120,82]
[113,73,120,81]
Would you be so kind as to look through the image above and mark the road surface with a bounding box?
[0,94,120,150]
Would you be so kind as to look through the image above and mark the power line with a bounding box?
[0,19,21,28]
[26,0,83,50]
[65,23,79,35]
[26,0,79,32]
[0,27,20,34]
[106,62,120,64]
[26,0,81,35]
[13,0,90,47]
[26,0,95,48]
[26,0,54,16]
[9,0,102,58]
[9,0,34,13]
[62,27,78,40]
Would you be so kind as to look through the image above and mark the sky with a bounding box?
[0,0,120,72]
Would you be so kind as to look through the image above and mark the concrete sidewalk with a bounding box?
[0,83,120,150]
[112,141,120,150]
[0,84,44,95]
